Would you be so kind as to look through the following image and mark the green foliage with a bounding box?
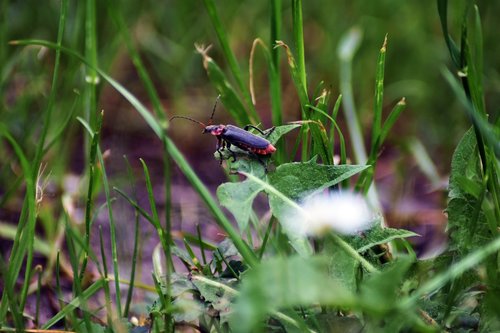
[348,224,419,253]
[231,256,354,332]
[1,0,499,332]
[447,128,491,254]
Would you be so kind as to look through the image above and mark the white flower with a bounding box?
[284,191,375,237]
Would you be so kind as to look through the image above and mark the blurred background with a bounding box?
[1,0,499,313]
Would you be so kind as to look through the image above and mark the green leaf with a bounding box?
[215,238,240,259]
[446,128,491,254]
[169,273,196,298]
[324,238,360,293]
[359,256,414,316]
[347,224,419,253]
[448,128,479,200]
[268,159,368,201]
[267,123,301,145]
[172,296,204,323]
[308,314,363,333]
[230,256,355,333]
[191,275,236,325]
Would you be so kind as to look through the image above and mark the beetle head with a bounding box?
[203,125,225,136]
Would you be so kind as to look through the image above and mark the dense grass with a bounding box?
[1,0,499,332]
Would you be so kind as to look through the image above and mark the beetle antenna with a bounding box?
[169,116,206,128]
[208,95,221,125]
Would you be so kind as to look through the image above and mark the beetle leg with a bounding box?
[263,126,276,138]
[243,124,266,135]
[216,137,224,164]
[244,125,276,139]
[226,142,237,162]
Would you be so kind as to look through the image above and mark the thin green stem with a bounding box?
[292,0,306,92]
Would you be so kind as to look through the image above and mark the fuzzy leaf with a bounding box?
[268,159,369,200]
[324,238,360,293]
[217,179,264,230]
[448,128,479,200]
[230,256,355,333]
[446,128,491,254]
[359,256,414,315]
[191,275,236,325]
[347,223,419,253]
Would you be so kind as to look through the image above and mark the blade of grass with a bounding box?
[95,117,123,318]
[328,94,342,151]
[0,255,23,330]
[34,265,42,327]
[196,224,207,265]
[140,158,172,268]
[107,3,174,277]
[55,252,70,330]
[249,38,284,163]
[14,0,69,314]
[337,27,367,164]
[84,0,98,130]
[0,127,35,322]
[201,0,257,121]
[115,187,217,250]
[0,0,6,70]
[258,218,275,260]
[291,0,307,92]
[308,101,334,164]
[408,138,442,188]
[356,97,406,193]
[467,5,485,117]
[371,35,387,144]
[0,221,51,256]
[196,45,255,126]
[122,157,141,318]
[42,279,105,329]
[378,97,406,145]
[184,239,203,271]
[106,0,166,125]
[104,4,174,289]
[437,0,460,67]
[79,107,102,281]
[32,0,67,171]
[269,0,283,147]
[140,157,175,331]
[99,226,114,327]
[63,216,92,332]
[401,234,500,309]
[274,40,310,162]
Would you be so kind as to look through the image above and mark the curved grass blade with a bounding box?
[201,0,256,119]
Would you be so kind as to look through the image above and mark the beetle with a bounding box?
[170,96,276,170]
